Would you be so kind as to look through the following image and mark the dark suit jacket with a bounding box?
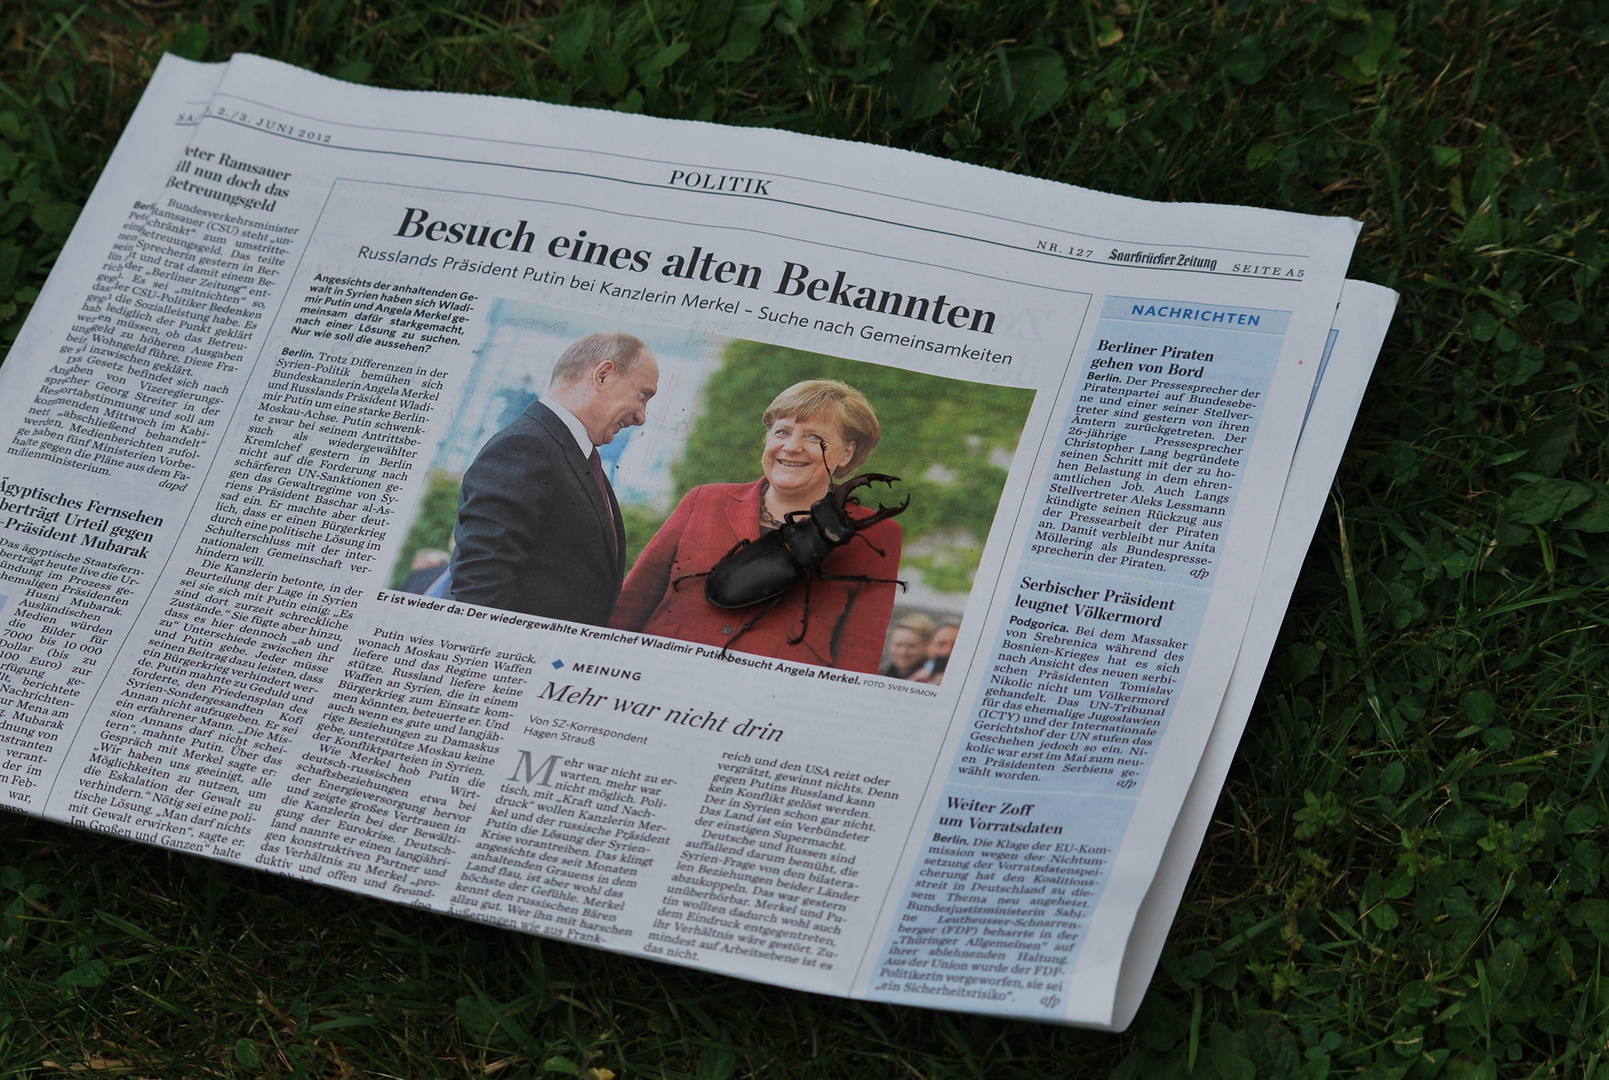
[449,400,625,625]
[609,481,901,672]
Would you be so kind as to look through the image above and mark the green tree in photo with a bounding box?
[671,339,1035,592]
[389,469,462,588]
[621,502,670,572]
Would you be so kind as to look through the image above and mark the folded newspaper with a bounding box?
[0,55,1395,1029]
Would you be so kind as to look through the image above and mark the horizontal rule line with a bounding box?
[203,104,1313,273]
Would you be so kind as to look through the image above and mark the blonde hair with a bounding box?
[761,379,880,477]
[893,613,935,640]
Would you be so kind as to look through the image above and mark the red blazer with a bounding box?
[611,481,902,672]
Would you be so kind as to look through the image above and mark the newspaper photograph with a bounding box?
[393,299,1035,679]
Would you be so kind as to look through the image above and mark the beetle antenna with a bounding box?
[819,437,838,489]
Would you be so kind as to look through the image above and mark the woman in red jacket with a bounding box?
[611,379,902,673]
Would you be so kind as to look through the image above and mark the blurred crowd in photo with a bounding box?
[877,612,959,686]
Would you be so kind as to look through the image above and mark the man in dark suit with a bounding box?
[448,331,659,625]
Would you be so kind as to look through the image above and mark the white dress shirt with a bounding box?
[542,397,594,459]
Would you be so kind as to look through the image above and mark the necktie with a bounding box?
[589,448,619,553]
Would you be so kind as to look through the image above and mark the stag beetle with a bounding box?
[674,470,909,655]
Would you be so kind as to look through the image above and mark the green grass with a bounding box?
[2,1,1606,1077]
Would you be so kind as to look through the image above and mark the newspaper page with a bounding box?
[0,54,1371,1027]
[1109,280,1397,1029]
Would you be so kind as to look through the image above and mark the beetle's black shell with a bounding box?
[705,535,805,608]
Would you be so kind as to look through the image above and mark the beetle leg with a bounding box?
[851,532,888,558]
[817,570,908,593]
[786,573,813,645]
[671,570,710,591]
[722,592,787,656]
